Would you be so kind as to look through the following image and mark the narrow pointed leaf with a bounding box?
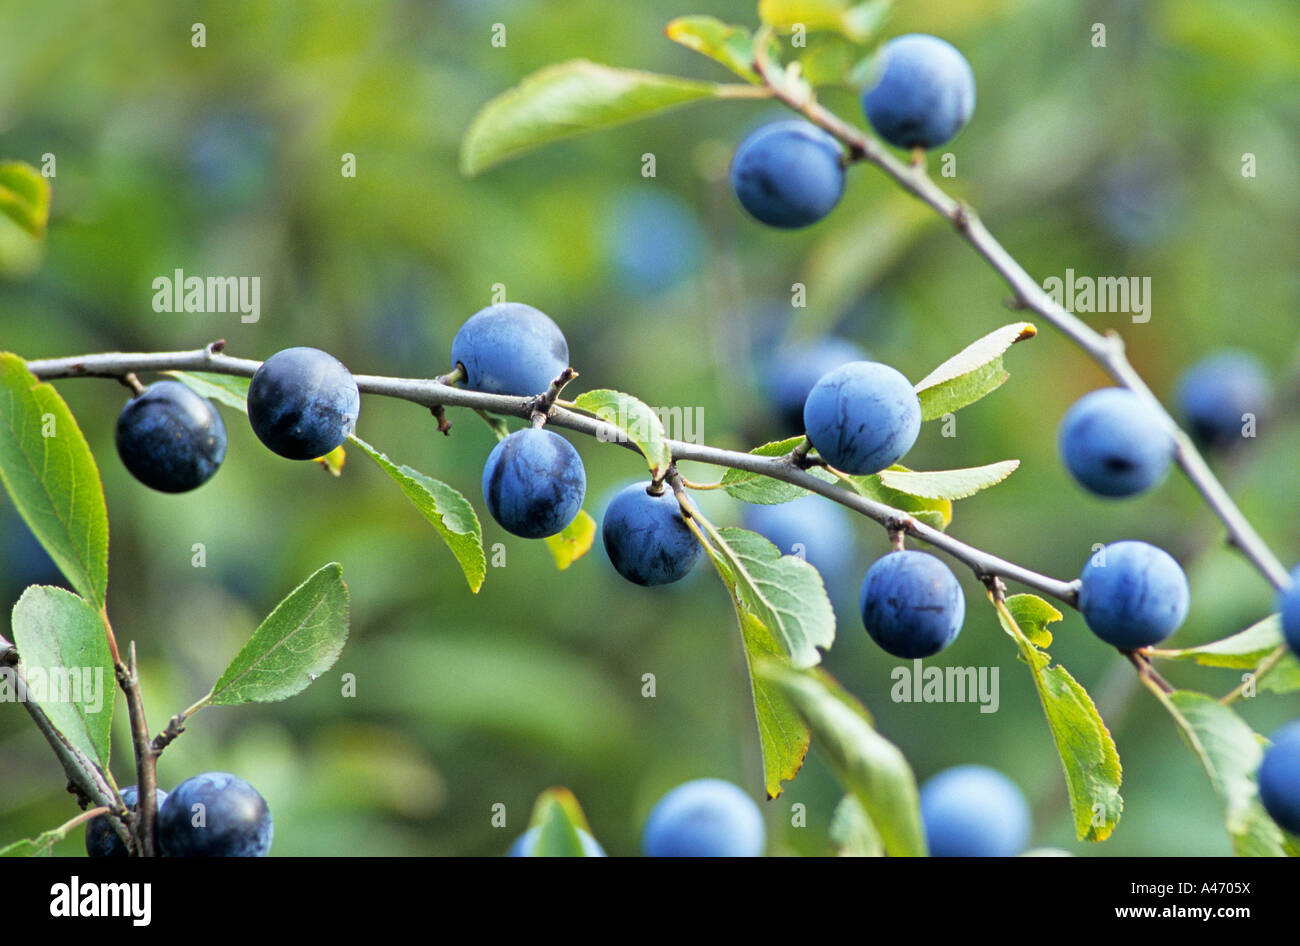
[914,323,1036,420]
[739,610,811,798]
[208,563,349,706]
[877,460,1019,501]
[460,61,744,176]
[1151,615,1283,669]
[351,438,487,593]
[694,531,810,798]
[994,595,1122,841]
[572,389,671,479]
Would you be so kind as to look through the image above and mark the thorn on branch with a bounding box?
[529,366,579,426]
[150,713,187,756]
[952,203,974,234]
[205,339,227,356]
[430,405,451,436]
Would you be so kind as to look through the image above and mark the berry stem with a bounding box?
[1124,651,1176,695]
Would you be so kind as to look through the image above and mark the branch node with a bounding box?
[952,203,974,233]
[789,438,816,469]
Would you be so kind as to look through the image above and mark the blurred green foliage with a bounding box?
[1,0,1297,856]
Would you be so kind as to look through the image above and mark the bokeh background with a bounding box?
[1,0,1298,856]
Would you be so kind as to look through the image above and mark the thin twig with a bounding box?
[116,639,158,856]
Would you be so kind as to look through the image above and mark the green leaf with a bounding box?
[544,509,596,571]
[10,586,114,766]
[0,161,51,238]
[758,0,893,42]
[1260,653,1300,694]
[710,526,834,669]
[739,610,811,798]
[168,370,251,410]
[207,563,349,706]
[994,597,1122,841]
[526,787,597,856]
[572,388,672,478]
[760,662,927,856]
[1151,615,1283,669]
[844,466,953,530]
[460,61,746,176]
[914,322,1036,421]
[351,437,487,593]
[720,436,836,504]
[877,460,1019,501]
[692,525,812,797]
[1161,690,1289,856]
[0,354,109,608]
[665,16,758,81]
[1005,593,1061,649]
[796,35,856,87]
[829,793,884,856]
